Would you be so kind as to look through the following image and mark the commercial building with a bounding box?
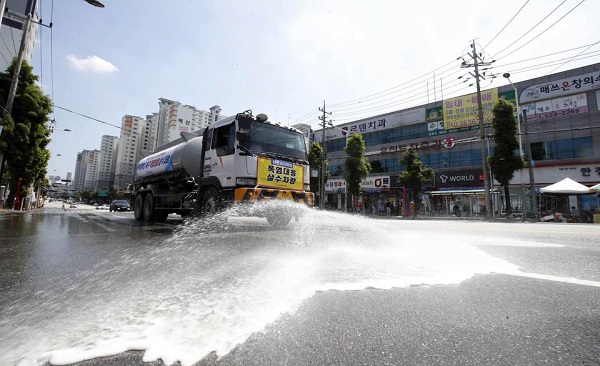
[315,62,600,217]
[0,0,38,72]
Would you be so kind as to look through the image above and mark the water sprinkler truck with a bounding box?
[131,110,314,227]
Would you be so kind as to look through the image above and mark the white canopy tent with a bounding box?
[540,178,591,195]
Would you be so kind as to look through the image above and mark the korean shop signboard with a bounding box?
[522,93,588,121]
[520,70,600,103]
[325,178,346,193]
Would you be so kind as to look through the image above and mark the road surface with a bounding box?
[0,201,598,365]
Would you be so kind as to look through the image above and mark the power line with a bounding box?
[0,33,14,59]
[333,65,461,112]
[331,78,464,118]
[495,42,600,68]
[495,0,586,62]
[491,0,566,60]
[0,49,9,65]
[329,42,599,122]
[289,108,318,125]
[318,41,593,123]
[483,0,530,51]
[9,25,18,55]
[53,105,167,145]
[498,51,600,75]
[292,58,462,126]
[331,69,464,115]
[329,57,460,108]
[544,39,600,76]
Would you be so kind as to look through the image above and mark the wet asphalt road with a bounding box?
[0,203,599,366]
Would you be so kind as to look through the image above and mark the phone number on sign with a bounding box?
[529,108,583,120]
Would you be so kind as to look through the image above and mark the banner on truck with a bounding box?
[257,157,304,191]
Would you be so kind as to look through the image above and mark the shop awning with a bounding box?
[428,189,499,195]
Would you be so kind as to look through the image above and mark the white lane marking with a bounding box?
[507,271,600,287]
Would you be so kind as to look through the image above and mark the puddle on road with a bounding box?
[1,205,519,366]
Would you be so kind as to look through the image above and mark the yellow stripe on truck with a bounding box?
[234,188,314,206]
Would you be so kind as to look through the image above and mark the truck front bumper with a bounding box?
[234,188,314,206]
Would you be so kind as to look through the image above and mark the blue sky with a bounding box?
[34,0,600,179]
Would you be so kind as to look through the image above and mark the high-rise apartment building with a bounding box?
[147,112,159,151]
[73,149,100,192]
[114,115,151,189]
[150,98,223,150]
[97,135,119,191]
[72,101,223,192]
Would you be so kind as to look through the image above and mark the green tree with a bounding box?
[0,60,53,208]
[308,141,327,199]
[398,149,433,217]
[80,191,91,202]
[343,132,371,197]
[489,99,524,214]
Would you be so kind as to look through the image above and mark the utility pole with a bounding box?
[461,40,493,219]
[318,101,332,210]
[0,12,32,200]
[6,14,32,115]
[522,109,538,220]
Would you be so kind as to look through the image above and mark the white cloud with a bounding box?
[66,54,119,73]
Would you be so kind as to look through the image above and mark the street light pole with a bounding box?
[503,73,526,219]
[522,109,538,220]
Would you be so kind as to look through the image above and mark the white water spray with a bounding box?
[2,207,524,366]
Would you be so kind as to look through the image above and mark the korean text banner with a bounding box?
[443,88,498,130]
[257,157,304,191]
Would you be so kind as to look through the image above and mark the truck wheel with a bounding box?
[267,212,291,228]
[201,187,219,215]
[143,193,155,222]
[133,194,144,221]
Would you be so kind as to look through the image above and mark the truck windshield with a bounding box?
[241,121,307,161]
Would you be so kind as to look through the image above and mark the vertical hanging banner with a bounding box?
[443,88,498,130]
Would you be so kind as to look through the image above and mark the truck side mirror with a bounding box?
[236,131,250,143]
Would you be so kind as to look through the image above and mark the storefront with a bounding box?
[325,175,403,215]
[428,169,493,217]
[324,178,348,210]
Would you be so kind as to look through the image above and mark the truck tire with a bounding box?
[133,194,144,221]
[143,193,155,222]
[200,187,219,215]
